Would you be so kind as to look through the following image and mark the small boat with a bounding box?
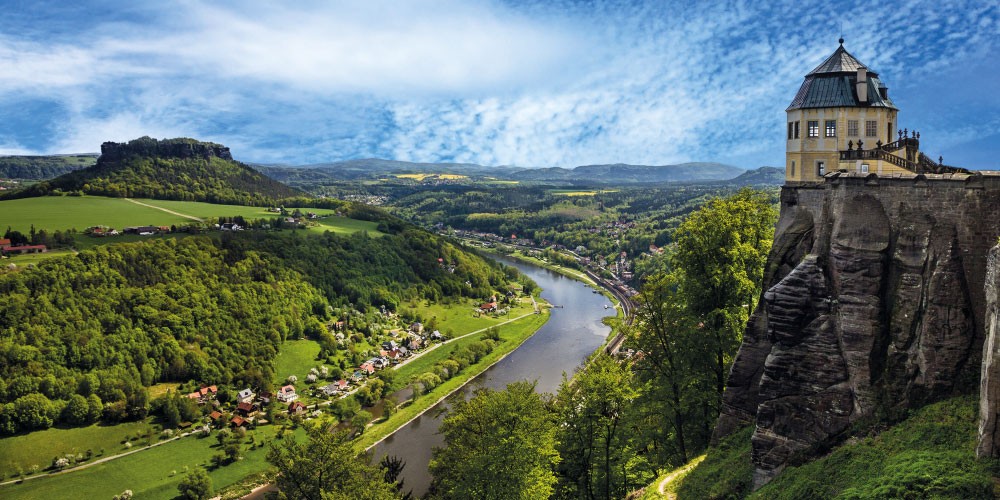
[604,305,609,309]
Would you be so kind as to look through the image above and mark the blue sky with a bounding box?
[0,0,997,169]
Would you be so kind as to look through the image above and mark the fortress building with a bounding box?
[785,39,963,183]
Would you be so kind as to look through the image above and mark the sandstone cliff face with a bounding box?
[716,173,1000,487]
[977,246,1000,457]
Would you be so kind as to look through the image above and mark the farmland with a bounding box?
[0,196,344,234]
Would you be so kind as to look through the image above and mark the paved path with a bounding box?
[124,198,203,222]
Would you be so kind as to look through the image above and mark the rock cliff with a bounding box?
[715,172,1000,487]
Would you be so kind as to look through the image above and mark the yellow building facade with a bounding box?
[786,40,923,183]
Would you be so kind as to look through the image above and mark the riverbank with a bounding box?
[357,310,550,451]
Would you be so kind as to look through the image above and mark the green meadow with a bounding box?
[0,425,306,500]
[0,195,348,234]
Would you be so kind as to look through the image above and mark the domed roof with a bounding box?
[787,40,896,111]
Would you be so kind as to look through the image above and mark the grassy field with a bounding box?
[394,173,468,181]
[549,189,619,196]
[0,196,347,234]
[272,340,323,386]
[0,424,306,500]
[309,215,381,236]
[0,422,153,477]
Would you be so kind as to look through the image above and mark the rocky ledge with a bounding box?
[715,175,1000,488]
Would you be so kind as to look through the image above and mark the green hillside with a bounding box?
[0,155,97,180]
[2,137,308,206]
[649,396,996,499]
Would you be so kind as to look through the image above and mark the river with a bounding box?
[371,256,614,497]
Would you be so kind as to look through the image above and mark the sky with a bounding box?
[0,0,997,169]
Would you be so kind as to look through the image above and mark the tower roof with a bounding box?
[807,42,867,75]
[787,40,896,111]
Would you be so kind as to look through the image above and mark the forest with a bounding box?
[0,226,519,437]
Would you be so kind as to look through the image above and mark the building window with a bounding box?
[787,122,793,140]
[848,120,859,137]
[808,121,819,138]
[865,120,878,137]
[791,161,796,176]
[817,161,825,176]
[861,163,869,173]
[794,121,800,139]
[825,120,836,137]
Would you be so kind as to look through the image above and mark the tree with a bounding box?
[61,394,90,426]
[554,356,643,499]
[670,188,776,402]
[351,410,373,435]
[86,394,103,423]
[177,467,212,499]
[266,424,398,500]
[429,381,559,500]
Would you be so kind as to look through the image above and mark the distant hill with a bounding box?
[0,154,98,180]
[511,162,744,183]
[724,166,784,186]
[2,137,305,206]
[257,158,526,182]
[258,158,748,184]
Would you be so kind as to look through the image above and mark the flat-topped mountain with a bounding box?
[3,137,303,205]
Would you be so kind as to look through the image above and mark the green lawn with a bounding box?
[309,215,382,236]
[403,297,536,339]
[0,195,354,234]
[0,424,306,500]
[0,196,186,233]
[272,340,323,386]
[0,422,153,477]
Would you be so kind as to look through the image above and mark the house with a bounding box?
[208,411,223,421]
[335,379,348,391]
[231,416,246,427]
[198,385,218,399]
[320,383,340,396]
[277,384,298,403]
[0,238,10,249]
[259,391,273,404]
[1,244,47,256]
[385,350,400,362]
[398,346,409,357]
[187,391,201,401]
[480,302,498,313]
[430,330,443,340]
[351,370,364,381]
[359,362,376,375]
[237,388,255,403]
[236,401,258,417]
[408,338,421,351]
[288,401,307,415]
[370,358,387,370]
[410,322,423,334]
[381,340,398,351]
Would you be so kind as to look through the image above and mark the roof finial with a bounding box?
[839,37,844,46]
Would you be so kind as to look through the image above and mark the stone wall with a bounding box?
[715,171,1000,487]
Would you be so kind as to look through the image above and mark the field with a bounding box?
[394,173,468,181]
[549,189,619,196]
[272,340,323,386]
[0,422,153,477]
[0,196,349,234]
[0,425,306,500]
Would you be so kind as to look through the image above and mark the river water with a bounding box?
[371,256,614,497]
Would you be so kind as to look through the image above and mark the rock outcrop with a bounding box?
[715,172,1000,487]
[977,246,1000,457]
[99,136,233,163]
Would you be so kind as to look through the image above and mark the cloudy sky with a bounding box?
[1,0,997,169]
